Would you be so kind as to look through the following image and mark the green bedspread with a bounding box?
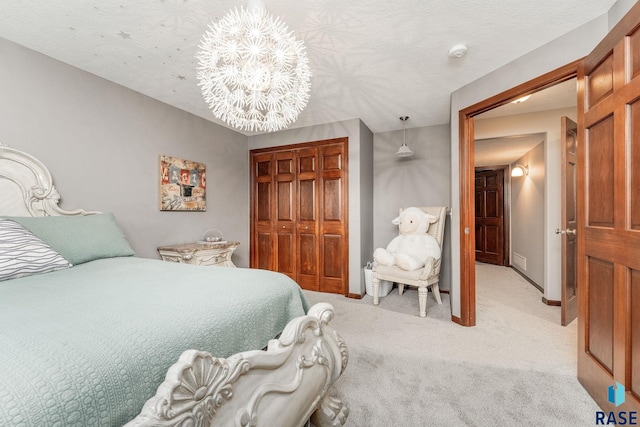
[0,257,309,426]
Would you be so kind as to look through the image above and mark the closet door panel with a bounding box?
[256,231,273,270]
[298,148,317,223]
[296,148,319,291]
[318,143,348,294]
[252,153,274,269]
[276,230,295,280]
[277,181,293,222]
[321,234,345,294]
[322,178,341,221]
[275,151,296,279]
[297,231,318,291]
[254,154,273,226]
[299,179,316,220]
[275,152,295,224]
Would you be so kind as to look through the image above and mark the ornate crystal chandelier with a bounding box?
[196,3,312,133]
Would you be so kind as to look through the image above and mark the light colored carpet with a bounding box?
[303,263,600,426]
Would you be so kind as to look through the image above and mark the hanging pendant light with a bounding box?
[395,116,414,158]
[196,0,312,133]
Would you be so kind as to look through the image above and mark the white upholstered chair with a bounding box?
[372,206,447,317]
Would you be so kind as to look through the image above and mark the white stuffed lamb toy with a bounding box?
[373,207,441,271]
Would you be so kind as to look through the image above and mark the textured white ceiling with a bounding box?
[475,133,545,167]
[0,0,615,135]
[477,78,577,120]
[474,78,577,165]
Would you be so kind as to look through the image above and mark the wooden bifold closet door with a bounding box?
[250,138,348,295]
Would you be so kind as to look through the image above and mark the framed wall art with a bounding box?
[159,155,206,211]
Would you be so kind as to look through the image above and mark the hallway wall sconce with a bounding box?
[395,116,414,158]
[511,164,528,177]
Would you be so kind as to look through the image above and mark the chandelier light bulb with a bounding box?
[197,7,312,133]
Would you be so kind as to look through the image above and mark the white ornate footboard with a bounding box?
[125,303,348,427]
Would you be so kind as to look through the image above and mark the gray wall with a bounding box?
[0,37,251,266]
[510,142,545,287]
[359,120,375,290]
[248,119,374,295]
[373,124,451,290]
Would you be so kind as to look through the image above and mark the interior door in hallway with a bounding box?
[474,169,505,265]
[577,2,640,412]
[560,116,578,326]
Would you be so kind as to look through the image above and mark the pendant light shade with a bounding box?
[395,144,414,158]
[395,116,414,158]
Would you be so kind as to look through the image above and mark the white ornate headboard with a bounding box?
[0,144,93,217]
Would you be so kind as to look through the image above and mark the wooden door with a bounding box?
[252,152,275,271]
[275,151,296,281]
[250,138,348,295]
[296,147,319,290]
[560,116,578,326]
[577,3,640,412]
[318,143,348,294]
[474,169,504,265]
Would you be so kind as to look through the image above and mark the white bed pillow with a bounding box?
[0,219,72,282]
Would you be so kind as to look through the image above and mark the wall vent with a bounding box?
[512,252,527,271]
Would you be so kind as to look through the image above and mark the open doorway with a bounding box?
[458,61,579,327]
[474,132,546,269]
[473,78,576,317]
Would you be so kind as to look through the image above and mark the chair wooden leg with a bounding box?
[372,276,380,305]
[398,284,405,295]
[418,286,428,317]
[430,283,442,304]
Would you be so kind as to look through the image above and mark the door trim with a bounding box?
[457,59,581,326]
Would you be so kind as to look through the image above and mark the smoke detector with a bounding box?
[448,44,468,58]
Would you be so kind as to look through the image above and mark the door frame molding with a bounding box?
[457,59,581,326]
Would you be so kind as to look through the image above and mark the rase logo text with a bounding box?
[595,382,637,425]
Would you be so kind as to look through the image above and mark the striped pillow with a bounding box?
[0,219,72,282]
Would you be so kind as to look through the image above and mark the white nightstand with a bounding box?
[157,242,239,267]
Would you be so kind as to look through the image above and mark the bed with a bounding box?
[0,144,348,427]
